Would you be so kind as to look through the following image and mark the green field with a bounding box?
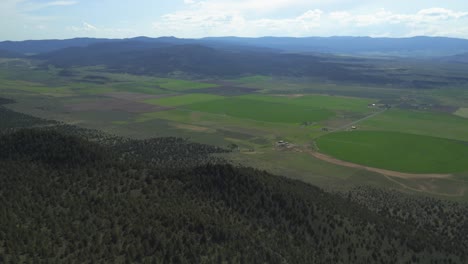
[144,94,224,106]
[186,98,335,124]
[239,94,375,113]
[359,109,468,141]
[317,131,468,173]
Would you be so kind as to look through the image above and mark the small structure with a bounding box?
[321,127,329,132]
[276,140,293,148]
[351,126,357,130]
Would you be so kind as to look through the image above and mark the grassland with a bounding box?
[316,131,468,173]
[239,94,376,113]
[144,94,224,106]
[186,98,335,124]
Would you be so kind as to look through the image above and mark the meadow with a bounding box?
[238,94,376,113]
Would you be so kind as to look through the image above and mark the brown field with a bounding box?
[172,123,214,132]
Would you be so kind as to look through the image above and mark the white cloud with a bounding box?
[327,7,468,27]
[44,1,78,7]
[66,22,137,38]
[153,4,468,38]
[68,22,97,32]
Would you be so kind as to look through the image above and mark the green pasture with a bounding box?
[239,94,375,113]
[186,98,335,124]
[144,94,224,106]
[359,109,468,141]
[316,131,468,173]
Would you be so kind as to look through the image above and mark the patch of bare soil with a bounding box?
[172,123,213,132]
[66,98,174,113]
[307,150,451,180]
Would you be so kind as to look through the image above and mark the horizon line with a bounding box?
[2,35,468,42]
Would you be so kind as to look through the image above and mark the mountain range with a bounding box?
[2,36,468,57]
[2,36,468,88]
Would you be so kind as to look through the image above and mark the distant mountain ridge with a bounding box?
[203,36,468,56]
[2,36,468,56]
[34,41,396,84]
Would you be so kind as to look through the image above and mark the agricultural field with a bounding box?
[238,94,376,113]
[358,109,468,141]
[316,131,468,174]
[186,98,335,124]
[2,61,468,200]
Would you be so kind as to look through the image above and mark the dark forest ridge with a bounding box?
[2,36,468,57]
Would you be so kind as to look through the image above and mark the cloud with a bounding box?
[68,22,97,32]
[66,22,137,38]
[153,1,323,37]
[43,1,78,7]
[153,4,468,38]
[181,0,311,16]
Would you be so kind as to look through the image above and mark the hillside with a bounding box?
[1,100,467,263]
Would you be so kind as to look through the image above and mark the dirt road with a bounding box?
[307,150,451,179]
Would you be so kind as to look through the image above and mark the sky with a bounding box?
[2,0,468,41]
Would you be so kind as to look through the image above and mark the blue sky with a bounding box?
[2,0,468,40]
